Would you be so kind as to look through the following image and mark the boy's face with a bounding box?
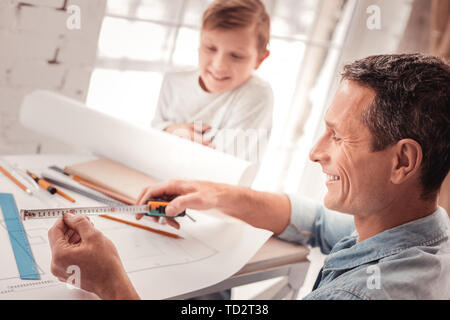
[198,26,268,93]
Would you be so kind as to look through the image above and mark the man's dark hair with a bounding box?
[342,53,450,200]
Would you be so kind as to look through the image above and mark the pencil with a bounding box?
[0,165,32,194]
[56,189,76,203]
[99,214,183,239]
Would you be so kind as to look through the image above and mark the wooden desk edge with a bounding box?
[234,236,310,276]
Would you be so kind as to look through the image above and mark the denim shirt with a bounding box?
[278,195,450,300]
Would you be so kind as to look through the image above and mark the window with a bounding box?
[87,0,356,192]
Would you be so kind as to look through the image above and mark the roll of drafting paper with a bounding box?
[20,90,257,186]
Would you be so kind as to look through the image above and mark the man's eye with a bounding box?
[332,135,341,142]
[329,130,341,142]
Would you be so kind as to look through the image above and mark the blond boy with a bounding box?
[152,0,273,162]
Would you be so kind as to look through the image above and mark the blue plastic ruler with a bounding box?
[0,193,40,280]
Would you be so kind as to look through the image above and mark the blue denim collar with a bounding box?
[323,207,449,271]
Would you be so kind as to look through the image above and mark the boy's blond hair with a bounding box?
[202,0,271,55]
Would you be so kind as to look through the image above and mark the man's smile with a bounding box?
[325,173,340,184]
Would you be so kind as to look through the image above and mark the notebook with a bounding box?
[64,158,159,204]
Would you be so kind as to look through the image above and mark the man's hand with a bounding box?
[164,123,215,148]
[135,180,232,229]
[48,213,140,300]
[135,179,292,235]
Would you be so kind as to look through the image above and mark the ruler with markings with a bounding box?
[0,193,40,280]
[20,201,188,221]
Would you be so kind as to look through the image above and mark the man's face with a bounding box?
[198,26,267,93]
[309,80,396,216]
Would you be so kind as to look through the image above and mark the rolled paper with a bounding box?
[20,90,257,187]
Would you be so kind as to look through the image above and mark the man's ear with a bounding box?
[255,50,270,70]
[391,139,423,185]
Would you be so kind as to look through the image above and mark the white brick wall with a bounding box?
[0,0,106,155]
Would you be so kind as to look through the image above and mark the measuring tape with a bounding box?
[20,201,187,221]
[0,194,40,280]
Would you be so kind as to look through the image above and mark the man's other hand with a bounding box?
[48,213,140,299]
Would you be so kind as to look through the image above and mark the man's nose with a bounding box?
[309,134,329,164]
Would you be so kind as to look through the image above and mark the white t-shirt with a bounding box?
[151,69,273,163]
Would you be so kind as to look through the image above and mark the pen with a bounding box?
[27,170,75,203]
[27,170,56,194]
[0,165,32,195]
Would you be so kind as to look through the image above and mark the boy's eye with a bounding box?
[231,54,244,59]
[206,46,216,52]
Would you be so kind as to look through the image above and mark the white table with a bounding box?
[0,154,310,300]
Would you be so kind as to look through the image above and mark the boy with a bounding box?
[152,0,273,163]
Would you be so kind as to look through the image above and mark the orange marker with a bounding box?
[27,170,56,194]
[27,170,75,203]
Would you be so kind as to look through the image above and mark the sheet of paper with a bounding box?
[0,155,272,299]
[19,90,257,187]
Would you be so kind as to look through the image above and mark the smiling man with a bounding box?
[48,53,450,300]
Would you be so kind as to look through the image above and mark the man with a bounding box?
[48,53,450,299]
